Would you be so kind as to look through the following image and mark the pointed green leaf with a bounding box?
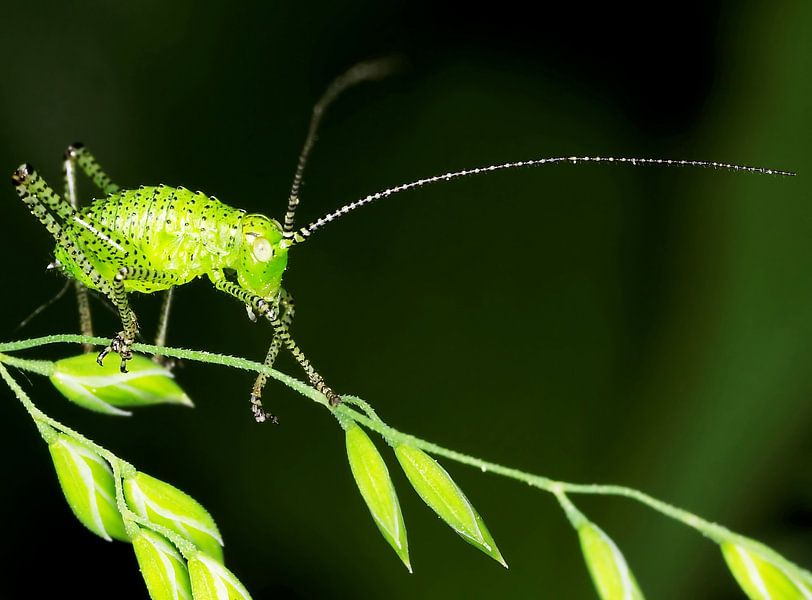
[578,521,645,600]
[50,353,192,416]
[345,424,410,571]
[188,553,253,600]
[48,434,128,542]
[124,472,223,561]
[721,542,812,600]
[133,528,193,600]
[395,444,505,566]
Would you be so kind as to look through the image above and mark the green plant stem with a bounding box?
[0,334,327,406]
[0,361,125,465]
[0,352,54,376]
[551,488,587,529]
[1,334,809,580]
[109,452,199,558]
[0,359,214,560]
[337,404,732,537]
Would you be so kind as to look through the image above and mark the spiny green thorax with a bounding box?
[56,186,289,300]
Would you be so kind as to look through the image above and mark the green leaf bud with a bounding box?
[48,434,128,542]
[124,472,223,561]
[50,353,192,416]
[188,553,253,600]
[345,423,410,571]
[721,541,812,600]
[133,528,193,600]
[395,444,506,567]
[578,521,645,600]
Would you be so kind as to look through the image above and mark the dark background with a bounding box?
[0,1,809,598]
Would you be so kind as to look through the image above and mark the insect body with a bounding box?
[61,185,288,299]
[11,59,794,423]
[13,156,307,422]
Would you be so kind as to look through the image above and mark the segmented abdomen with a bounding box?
[83,186,244,279]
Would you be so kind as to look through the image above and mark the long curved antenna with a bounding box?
[283,156,796,245]
[282,56,403,236]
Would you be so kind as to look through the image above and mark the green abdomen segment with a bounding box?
[80,186,244,290]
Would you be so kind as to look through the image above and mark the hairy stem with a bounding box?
[1,334,809,580]
[0,359,213,559]
[0,352,54,376]
[0,334,326,406]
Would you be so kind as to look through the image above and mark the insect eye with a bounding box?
[252,237,273,262]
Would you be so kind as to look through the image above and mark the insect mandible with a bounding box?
[10,58,795,423]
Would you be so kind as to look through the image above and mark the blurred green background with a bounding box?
[0,1,809,598]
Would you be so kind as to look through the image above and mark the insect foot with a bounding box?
[97,331,135,373]
[249,393,279,425]
[320,383,343,407]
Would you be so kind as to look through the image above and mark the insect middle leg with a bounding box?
[97,266,186,372]
[249,289,295,423]
[213,278,342,408]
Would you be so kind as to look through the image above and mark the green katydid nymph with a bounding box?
[10,59,795,423]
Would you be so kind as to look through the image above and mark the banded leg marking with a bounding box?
[250,289,295,423]
[63,144,176,363]
[64,143,120,197]
[13,164,76,224]
[63,146,98,350]
[97,267,184,372]
[214,278,342,411]
[13,165,114,299]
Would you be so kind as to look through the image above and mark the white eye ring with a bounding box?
[252,237,273,262]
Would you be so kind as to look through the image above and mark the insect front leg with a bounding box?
[250,289,295,423]
[213,278,343,410]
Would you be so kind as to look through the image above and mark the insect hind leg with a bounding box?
[13,163,77,226]
[64,143,120,197]
[12,165,109,295]
[63,144,180,367]
[62,145,116,350]
[13,165,133,362]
